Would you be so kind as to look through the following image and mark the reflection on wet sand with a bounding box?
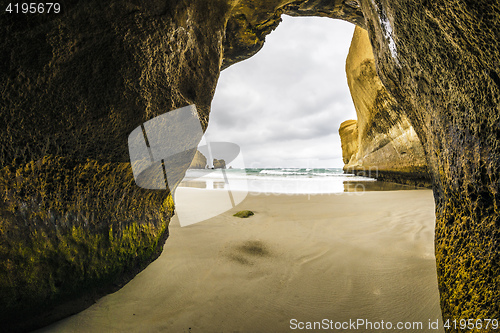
[343,181,425,192]
[179,179,425,193]
[178,180,207,189]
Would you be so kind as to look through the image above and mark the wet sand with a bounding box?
[38,190,443,333]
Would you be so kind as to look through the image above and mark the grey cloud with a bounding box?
[208,16,357,168]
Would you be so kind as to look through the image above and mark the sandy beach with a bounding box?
[38,189,443,333]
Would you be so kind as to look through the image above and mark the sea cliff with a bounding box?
[189,151,208,169]
[341,26,430,187]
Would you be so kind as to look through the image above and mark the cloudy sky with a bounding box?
[204,16,357,169]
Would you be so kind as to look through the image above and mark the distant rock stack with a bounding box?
[189,150,208,169]
[338,120,359,165]
[213,158,226,169]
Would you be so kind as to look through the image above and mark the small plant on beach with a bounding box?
[233,210,254,218]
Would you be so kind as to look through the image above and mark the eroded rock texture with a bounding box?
[359,0,500,326]
[342,26,429,186]
[222,0,365,69]
[0,1,227,331]
[1,0,499,331]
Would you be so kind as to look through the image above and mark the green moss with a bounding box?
[233,210,254,218]
[435,196,500,330]
[0,156,173,329]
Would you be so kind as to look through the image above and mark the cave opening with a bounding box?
[3,2,499,330]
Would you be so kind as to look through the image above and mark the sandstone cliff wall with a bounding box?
[341,26,429,187]
[0,1,228,331]
[359,0,500,325]
[189,150,208,169]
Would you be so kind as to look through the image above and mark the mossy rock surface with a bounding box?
[0,156,173,332]
[233,210,254,218]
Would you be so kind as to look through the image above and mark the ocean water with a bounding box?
[178,167,388,194]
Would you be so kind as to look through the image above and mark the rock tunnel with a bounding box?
[0,0,499,331]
